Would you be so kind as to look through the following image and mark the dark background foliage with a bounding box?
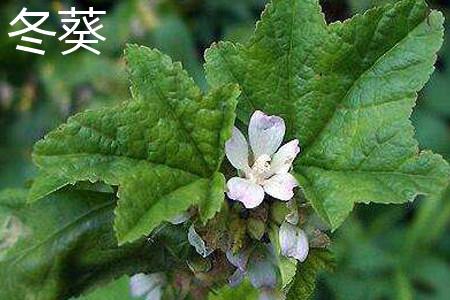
[0,0,449,299]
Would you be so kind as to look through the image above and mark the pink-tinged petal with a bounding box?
[279,222,309,262]
[263,173,298,201]
[271,140,301,175]
[225,127,250,171]
[248,111,286,158]
[227,177,265,209]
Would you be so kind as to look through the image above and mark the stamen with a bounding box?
[249,154,272,184]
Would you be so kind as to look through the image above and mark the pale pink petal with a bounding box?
[279,222,309,262]
[248,111,286,158]
[271,140,300,175]
[227,177,265,209]
[225,127,250,171]
[263,173,298,201]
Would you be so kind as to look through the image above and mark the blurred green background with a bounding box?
[0,0,449,299]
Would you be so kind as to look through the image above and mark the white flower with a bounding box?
[130,273,166,300]
[225,111,300,209]
[279,222,309,262]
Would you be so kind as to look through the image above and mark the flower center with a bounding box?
[247,154,271,184]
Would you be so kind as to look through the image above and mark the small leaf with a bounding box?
[208,280,259,300]
[72,276,139,300]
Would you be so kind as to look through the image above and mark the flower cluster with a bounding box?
[135,111,314,299]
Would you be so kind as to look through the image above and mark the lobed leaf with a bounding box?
[205,0,450,229]
[30,45,239,244]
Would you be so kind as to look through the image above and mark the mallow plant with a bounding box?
[1,0,449,299]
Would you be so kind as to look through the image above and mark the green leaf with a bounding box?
[0,188,190,300]
[115,170,225,243]
[208,280,259,300]
[205,0,450,229]
[286,249,334,300]
[30,45,239,244]
[72,276,138,300]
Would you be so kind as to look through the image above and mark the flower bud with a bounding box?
[247,217,266,240]
[247,250,277,289]
[270,201,290,225]
[279,222,309,262]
